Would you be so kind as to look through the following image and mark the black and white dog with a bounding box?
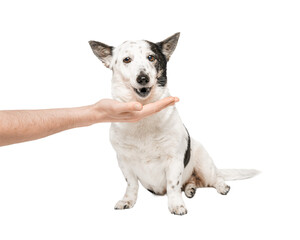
[89,33,258,215]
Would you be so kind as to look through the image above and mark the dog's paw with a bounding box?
[169,205,188,215]
[114,200,135,210]
[184,184,196,198]
[216,183,231,195]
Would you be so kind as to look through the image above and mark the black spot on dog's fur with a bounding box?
[184,127,191,168]
[146,41,168,87]
[147,189,156,194]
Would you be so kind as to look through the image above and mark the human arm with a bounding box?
[0,97,179,147]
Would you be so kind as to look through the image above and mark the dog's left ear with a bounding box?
[89,41,114,68]
[157,32,180,61]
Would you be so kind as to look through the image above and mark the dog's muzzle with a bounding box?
[134,72,152,97]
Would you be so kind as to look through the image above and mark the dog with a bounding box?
[89,33,258,215]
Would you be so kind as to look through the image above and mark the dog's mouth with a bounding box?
[134,87,152,98]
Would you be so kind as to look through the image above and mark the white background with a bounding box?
[0,0,299,239]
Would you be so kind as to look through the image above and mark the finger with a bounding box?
[112,96,179,122]
[115,100,174,121]
[148,96,177,111]
[113,101,143,113]
[138,96,177,117]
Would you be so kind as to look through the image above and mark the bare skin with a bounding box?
[0,97,179,147]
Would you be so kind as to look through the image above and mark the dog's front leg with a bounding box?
[166,160,187,215]
[114,160,139,210]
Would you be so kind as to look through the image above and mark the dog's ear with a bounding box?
[89,41,114,68]
[156,32,180,61]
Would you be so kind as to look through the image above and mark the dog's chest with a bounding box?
[110,123,176,163]
[110,120,182,192]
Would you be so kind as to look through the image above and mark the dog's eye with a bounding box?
[123,57,132,63]
[147,55,155,62]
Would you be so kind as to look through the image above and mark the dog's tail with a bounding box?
[218,169,260,181]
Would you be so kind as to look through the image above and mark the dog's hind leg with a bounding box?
[214,177,231,195]
[114,156,139,210]
[191,140,230,195]
[184,182,196,198]
[183,168,209,198]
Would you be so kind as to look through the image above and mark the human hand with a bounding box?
[0,97,179,147]
[90,96,179,123]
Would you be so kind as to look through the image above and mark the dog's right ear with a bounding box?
[89,41,114,68]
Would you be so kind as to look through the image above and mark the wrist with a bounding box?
[70,105,96,128]
[77,103,107,127]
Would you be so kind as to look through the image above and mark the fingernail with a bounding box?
[135,103,142,110]
[174,97,180,102]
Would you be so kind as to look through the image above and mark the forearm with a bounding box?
[0,106,96,146]
[0,97,178,147]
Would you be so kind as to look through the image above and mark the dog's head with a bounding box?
[89,33,180,102]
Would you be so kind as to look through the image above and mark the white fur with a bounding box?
[110,41,166,104]
[92,37,258,215]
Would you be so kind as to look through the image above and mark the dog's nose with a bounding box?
[136,73,150,86]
